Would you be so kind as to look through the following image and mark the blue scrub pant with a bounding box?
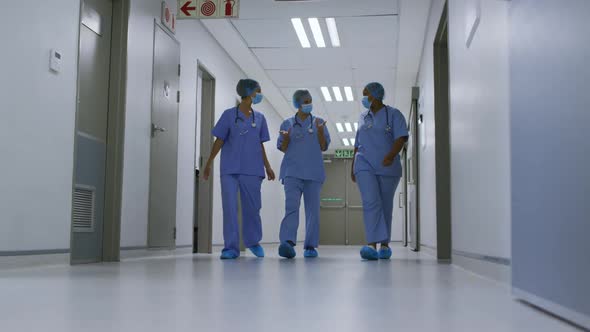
[279,177,322,249]
[221,174,264,254]
[355,171,401,244]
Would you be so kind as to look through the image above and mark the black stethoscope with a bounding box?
[293,114,314,134]
[235,107,256,128]
[363,107,392,133]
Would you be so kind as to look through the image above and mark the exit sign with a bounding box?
[335,149,354,159]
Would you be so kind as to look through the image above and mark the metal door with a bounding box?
[71,0,113,264]
[346,160,365,245]
[319,160,347,245]
[148,24,180,249]
[406,88,420,251]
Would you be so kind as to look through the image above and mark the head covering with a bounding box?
[365,82,385,101]
[292,89,312,109]
[236,79,261,98]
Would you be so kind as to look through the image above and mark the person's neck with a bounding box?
[370,101,385,113]
[238,101,252,115]
[297,111,310,121]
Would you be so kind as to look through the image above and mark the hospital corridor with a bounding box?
[1,0,589,331]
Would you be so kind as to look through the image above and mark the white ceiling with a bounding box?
[201,0,432,150]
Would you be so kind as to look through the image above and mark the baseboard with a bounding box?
[513,287,590,331]
[0,249,70,256]
[452,251,511,284]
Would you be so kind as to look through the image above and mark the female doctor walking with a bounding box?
[277,90,330,259]
[203,79,276,260]
[352,82,408,260]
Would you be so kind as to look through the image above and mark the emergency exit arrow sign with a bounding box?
[180,1,196,16]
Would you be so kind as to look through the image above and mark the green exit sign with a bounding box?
[335,149,354,159]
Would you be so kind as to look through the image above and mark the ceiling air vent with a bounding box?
[73,185,95,232]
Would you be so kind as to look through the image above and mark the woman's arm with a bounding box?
[262,144,276,181]
[203,138,224,180]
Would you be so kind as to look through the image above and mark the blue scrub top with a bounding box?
[212,107,271,177]
[277,115,331,183]
[354,105,408,176]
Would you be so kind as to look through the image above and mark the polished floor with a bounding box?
[0,245,582,332]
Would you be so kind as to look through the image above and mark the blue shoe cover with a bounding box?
[220,249,239,260]
[249,245,265,258]
[379,247,392,259]
[278,242,296,259]
[360,246,379,260]
[303,248,318,258]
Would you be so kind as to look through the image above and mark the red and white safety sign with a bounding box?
[177,0,240,19]
[161,1,176,33]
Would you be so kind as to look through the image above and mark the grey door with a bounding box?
[319,160,347,245]
[71,0,113,264]
[147,24,180,249]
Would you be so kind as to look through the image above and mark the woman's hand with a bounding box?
[203,163,212,180]
[316,118,326,133]
[266,167,276,181]
[351,172,356,183]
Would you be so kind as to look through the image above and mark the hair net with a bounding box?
[292,89,312,109]
[236,79,260,98]
[365,82,385,101]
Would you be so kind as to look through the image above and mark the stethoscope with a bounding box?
[293,114,314,134]
[235,107,256,128]
[363,107,392,133]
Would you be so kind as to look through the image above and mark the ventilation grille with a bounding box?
[73,186,95,231]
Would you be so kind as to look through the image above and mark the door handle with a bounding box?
[320,205,346,209]
[347,205,362,209]
[151,123,167,137]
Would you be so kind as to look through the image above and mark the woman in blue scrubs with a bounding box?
[203,79,276,260]
[352,82,408,260]
[277,90,330,259]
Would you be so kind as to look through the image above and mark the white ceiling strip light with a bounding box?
[332,87,343,102]
[321,87,332,102]
[336,123,344,133]
[345,123,353,132]
[308,18,326,48]
[344,86,354,101]
[291,18,311,48]
[326,18,341,47]
[350,138,356,146]
[342,138,350,146]
[354,122,359,131]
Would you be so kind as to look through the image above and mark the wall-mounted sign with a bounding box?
[177,0,240,19]
[161,1,176,34]
[335,149,354,159]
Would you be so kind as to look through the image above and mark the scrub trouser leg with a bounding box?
[221,175,240,254]
[303,180,322,249]
[279,177,303,245]
[355,171,400,244]
[378,176,400,244]
[238,175,264,248]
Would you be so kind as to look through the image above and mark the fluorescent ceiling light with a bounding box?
[325,18,341,47]
[342,138,350,146]
[344,86,354,101]
[345,123,353,132]
[350,138,356,146]
[321,87,332,102]
[332,87,343,102]
[308,18,326,48]
[291,18,311,48]
[354,122,358,131]
[336,123,344,133]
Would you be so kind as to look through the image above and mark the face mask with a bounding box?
[362,96,372,109]
[252,93,263,104]
[301,104,313,114]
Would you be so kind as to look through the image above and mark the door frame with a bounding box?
[195,63,216,254]
[70,0,129,264]
[433,1,452,261]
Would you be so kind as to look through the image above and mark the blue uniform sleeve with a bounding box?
[392,108,409,141]
[277,120,290,150]
[259,114,271,143]
[212,110,231,141]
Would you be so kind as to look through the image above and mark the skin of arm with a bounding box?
[203,138,224,180]
[382,136,409,166]
[262,144,276,180]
